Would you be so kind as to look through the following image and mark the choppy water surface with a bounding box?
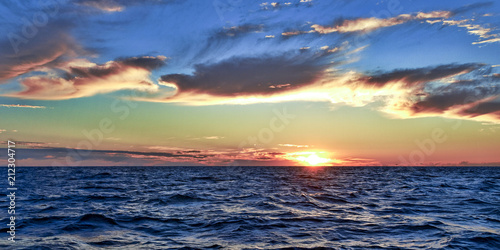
[2,167,500,249]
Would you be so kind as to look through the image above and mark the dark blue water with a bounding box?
[2,167,500,249]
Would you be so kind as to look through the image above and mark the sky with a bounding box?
[0,0,499,166]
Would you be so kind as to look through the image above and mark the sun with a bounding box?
[299,154,331,166]
[286,151,332,166]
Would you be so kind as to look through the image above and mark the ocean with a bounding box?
[2,166,500,249]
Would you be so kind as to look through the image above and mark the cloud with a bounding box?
[74,0,178,12]
[0,104,47,109]
[75,0,124,12]
[283,11,453,36]
[459,100,500,118]
[118,55,168,69]
[358,63,480,88]
[428,18,500,45]
[10,144,499,166]
[5,56,167,100]
[159,51,333,98]
[279,144,310,148]
[415,11,453,19]
[311,15,410,34]
[282,30,310,36]
[452,2,494,15]
[11,147,299,166]
[215,24,264,38]
[130,147,277,165]
[260,2,280,10]
[260,1,310,11]
[103,149,214,160]
[404,89,496,115]
[473,37,500,44]
[186,136,225,140]
[149,56,500,123]
[1,140,60,148]
[191,24,267,62]
[284,6,498,45]
[365,65,500,122]
[0,21,86,82]
[203,136,224,140]
[362,65,500,123]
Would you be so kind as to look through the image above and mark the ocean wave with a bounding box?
[9,166,500,249]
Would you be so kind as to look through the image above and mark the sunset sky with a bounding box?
[1,0,499,166]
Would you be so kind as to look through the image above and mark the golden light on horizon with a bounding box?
[285,151,334,166]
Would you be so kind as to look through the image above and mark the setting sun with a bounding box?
[300,154,331,166]
[1,1,499,249]
[285,152,332,166]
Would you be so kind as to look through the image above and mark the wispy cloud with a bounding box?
[279,144,310,148]
[75,0,124,12]
[282,30,309,36]
[0,21,86,82]
[203,136,224,140]
[428,18,500,45]
[0,140,59,148]
[74,0,176,12]
[0,104,47,109]
[187,136,225,140]
[284,11,452,37]
[217,24,264,37]
[285,8,499,47]
[260,1,309,11]
[473,37,500,44]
